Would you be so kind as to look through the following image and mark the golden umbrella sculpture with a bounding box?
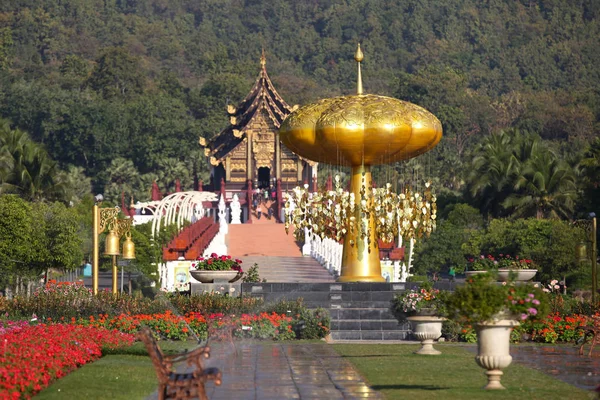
[279,44,443,282]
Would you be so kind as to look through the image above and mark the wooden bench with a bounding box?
[137,327,222,400]
[578,315,600,357]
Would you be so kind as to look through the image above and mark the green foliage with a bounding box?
[30,201,83,273]
[414,203,483,275]
[0,0,595,214]
[0,120,66,202]
[445,272,549,324]
[160,292,264,315]
[128,222,160,280]
[0,27,13,70]
[293,307,330,340]
[466,130,578,219]
[242,263,261,283]
[464,218,583,282]
[263,299,331,339]
[0,195,34,286]
[87,47,145,99]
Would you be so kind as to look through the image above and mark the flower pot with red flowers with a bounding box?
[495,255,537,282]
[461,254,496,277]
[190,253,244,283]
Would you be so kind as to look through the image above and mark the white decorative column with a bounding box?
[302,227,312,256]
[218,194,228,235]
[230,194,242,224]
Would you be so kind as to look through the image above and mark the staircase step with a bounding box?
[330,330,409,341]
[330,320,407,331]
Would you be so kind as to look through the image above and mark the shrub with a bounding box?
[242,263,262,283]
[294,307,330,339]
[444,272,549,324]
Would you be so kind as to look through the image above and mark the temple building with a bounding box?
[199,50,317,192]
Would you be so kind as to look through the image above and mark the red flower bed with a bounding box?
[0,324,134,399]
[525,312,592,343]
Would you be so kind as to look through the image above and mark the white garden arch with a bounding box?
[149,191,218,237]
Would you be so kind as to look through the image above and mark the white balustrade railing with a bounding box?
[309,234,342,278]
[302,230,416,282]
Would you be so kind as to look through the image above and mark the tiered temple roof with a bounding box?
[200,50,297,165]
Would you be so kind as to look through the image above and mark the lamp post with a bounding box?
[575,214,597,304]
[92,195,136,295]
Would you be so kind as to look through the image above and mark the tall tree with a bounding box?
[0,120,65,202]
[579,137,600,214]
[503,150,578,219]
[87,47,145,99]
[466,130,517,218]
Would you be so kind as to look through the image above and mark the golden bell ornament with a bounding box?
[576,241,588,263]
[122,236,136,260]
[104,229,120,256]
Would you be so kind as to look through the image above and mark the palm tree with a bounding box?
[0,121,65,202]
[103,158,142,204]
[59,165,92,204]
[467,129,577,220]
[156,158,191,193]
[467,130,518,217]
[579,137,600,212]
[503,150,578,219]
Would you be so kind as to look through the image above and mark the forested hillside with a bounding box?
[0,0,598,210]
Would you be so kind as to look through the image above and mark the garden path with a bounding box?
[145,342,382,400]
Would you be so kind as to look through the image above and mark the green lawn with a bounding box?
[36,342,194,400]
[333,343,591,400]
[36,341,592,400]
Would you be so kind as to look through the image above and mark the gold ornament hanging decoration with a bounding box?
[284,176,437,247]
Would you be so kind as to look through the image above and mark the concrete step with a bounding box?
[330,330,409,341]
[330,319,407,331]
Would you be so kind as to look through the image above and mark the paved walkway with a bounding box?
[511,345,600,391]
[147,342,382,400]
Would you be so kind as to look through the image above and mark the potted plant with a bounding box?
[463,254,497,277]
[190,254,244,283]
[495,254,538,282]
[393,282,447,355]
[444,272,548,390]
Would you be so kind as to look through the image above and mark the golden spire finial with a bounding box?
[355,43,363,95]
[260,48,266,68]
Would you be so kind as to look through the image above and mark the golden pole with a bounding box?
[338,165,384,282]
[112,255,118,294]
[92,204,99,295]
[592,217,597,305]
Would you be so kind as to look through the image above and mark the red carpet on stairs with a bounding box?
[227,224,335,283]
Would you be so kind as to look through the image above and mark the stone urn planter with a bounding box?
[190,270,243,283]
[474,317,520,390]
[496,269,537,282]
[406,315,446,355]
[464,270,488,278]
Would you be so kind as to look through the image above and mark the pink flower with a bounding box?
[527,308,537,315]
[520,314,528,320]
[532,299,540,305]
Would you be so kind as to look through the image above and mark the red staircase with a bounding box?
[162,217,219,261]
